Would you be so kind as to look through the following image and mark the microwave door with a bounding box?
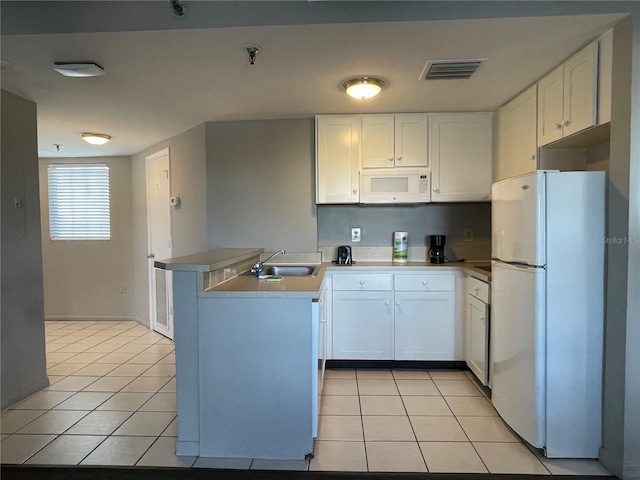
[360,170,430,203]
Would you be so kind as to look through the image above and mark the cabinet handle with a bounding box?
[359,280,365,285]
[353,188,358,194]
[530,154,536,161]
[385,301,390,306]
[388,157,394,162]
[474,287,480,294]
[422,281,428,286]
[395,301,400,306]
[555,123,563,130]
[433,187,440,193]
[563,120,571,127]
[396,156,402,161]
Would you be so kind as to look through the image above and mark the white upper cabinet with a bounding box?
[316,116,361,204]
[362,114,428,169]
[495,85,538,182]
[429,113,493,202]
[537,41,598,147]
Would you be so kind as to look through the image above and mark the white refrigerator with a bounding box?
[490,170,605,458]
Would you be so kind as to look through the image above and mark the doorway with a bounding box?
[146,148,174,339]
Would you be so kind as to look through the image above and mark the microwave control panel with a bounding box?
[418,172,431,201]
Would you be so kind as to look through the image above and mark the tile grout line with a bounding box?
[354,369,369,472]
[392,369,430,473]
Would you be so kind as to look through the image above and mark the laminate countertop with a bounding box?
[201,261,491,299]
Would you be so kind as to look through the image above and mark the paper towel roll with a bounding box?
[393,231,408,263]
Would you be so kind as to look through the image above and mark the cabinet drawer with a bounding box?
[394,274,455,292]
[468,277,490,303]
[333,274,393,291]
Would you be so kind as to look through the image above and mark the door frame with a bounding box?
[145,148,174,337]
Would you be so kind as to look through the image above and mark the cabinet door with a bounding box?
[362,116,395,169]
[495,85,538,182]
[430,113,493,202]
[332,290,394,360]
[316,116,360,203]
[466,295,489,386]
[394,291,455,360]
[537,66,564,146]
[394,114,428,168]
[563,41,598,138]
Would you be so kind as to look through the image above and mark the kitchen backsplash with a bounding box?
[317,203,491,262]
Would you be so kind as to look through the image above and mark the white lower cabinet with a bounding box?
[331,271,457,361]
[395,291,455,360]
[465,276,490,386]
[332,290,394,359]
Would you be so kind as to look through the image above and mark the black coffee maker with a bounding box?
[429,235,446,264]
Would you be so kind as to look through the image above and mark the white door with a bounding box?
[332,290,394,360]
[429,113,493,202]
[146,148,174,339]
[466,295,489,385]
[394,291,455,360]
[490,260,546,449]
[315,116,361,203]
[394,114,428,168]
[362,115,395,169]
[491,171,546,266]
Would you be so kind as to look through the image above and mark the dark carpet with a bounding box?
[0,466,617,480]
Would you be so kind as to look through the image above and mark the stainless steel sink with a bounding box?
[242,265,320,277]
[261,265,319,276]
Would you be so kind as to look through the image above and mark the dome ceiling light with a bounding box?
[80,133,111,145]
[53,62,104,77]
[343,76,385,100]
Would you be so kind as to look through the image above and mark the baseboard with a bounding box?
[176,440,199,456]
[326,360,468,370]
[599,446,624,479]
[45,315,145,324]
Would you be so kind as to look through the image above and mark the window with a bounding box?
[48,164,111,240]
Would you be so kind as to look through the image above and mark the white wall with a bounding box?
[1,90,48,409]
[600,12,640,480]
[38,156,135,320]
[131,124,208,326]
[206,119,317,253]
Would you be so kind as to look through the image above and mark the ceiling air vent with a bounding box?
[420,59,486,80]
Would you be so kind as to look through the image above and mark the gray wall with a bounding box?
[318,203,491,260]
[1,90,48,409]
[39,156,135,320]
[206,119,317,253]
[131,124,208,326]
[600,12,640,480]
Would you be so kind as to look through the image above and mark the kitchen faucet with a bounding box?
[251,250,285,276]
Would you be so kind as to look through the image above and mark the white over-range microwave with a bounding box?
[359,169,431,204]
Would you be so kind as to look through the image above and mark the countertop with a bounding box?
[202,260,491,299]
[154,248,263,272]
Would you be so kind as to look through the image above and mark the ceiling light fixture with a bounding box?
[54,62,104,77]
[343,76,385,99]
[80,133,111,145]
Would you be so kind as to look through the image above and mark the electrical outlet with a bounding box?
[351,227,361,242]
[119,283,126,293]
[463,227,474,242]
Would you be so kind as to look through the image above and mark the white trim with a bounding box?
[145,148,173,337]
[44,315,145,324]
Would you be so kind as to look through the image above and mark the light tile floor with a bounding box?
[0,321,612,476]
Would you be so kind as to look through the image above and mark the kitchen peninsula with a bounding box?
[155,248,324,460]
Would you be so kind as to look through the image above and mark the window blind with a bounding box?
[48,164,111,240]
